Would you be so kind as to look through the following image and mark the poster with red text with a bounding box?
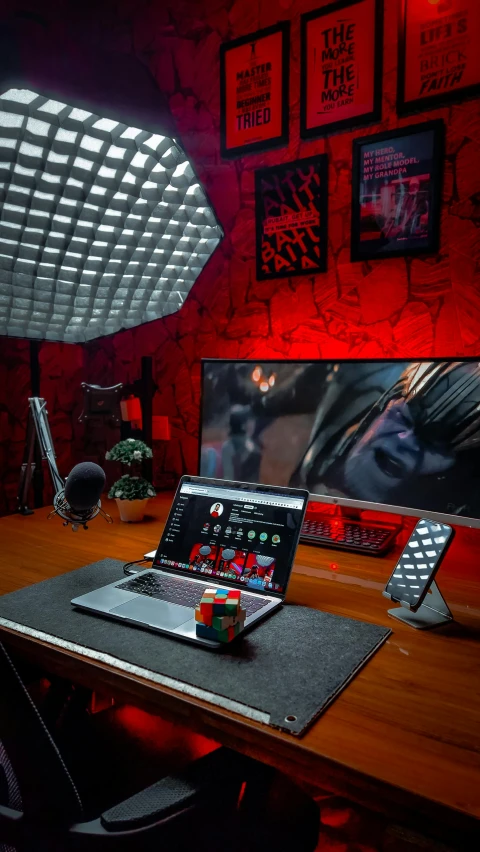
[255,156,328,280]
[398,0,480,114]
[351,121,444,261]
[220,23,289,159]
[301,0,383,139]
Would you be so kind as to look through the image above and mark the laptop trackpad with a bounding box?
[109,598,192,629]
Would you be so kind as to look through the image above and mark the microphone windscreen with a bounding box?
[64,462,106,512]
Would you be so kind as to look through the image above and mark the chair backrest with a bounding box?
[0,738,21,852]
[0,642,83,830]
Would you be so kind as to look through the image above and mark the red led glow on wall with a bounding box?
[2,0,480,521]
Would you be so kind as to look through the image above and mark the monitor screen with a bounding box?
[154,477,307,596]
[199,360,480,527]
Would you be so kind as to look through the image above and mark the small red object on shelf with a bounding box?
[120,395,142,423]
[152,415,171,441]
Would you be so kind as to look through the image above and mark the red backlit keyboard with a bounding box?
[301,517,401,555]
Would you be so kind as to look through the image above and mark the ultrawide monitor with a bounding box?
[199,359,480,528]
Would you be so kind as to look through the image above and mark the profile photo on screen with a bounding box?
[209,502,224,518]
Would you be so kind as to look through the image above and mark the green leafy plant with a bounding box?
[108,474,155,501]
[105,438,153,466]
[106,438,155,501]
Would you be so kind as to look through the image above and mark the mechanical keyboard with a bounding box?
[301,517,400,555]
[117,572,269,616]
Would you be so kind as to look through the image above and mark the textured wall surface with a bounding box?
[1,0,480,511]
[0,337,84,513]
[0,337,30,515]
[84,0,480,483]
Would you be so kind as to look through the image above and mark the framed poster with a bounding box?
[398,0,480,115]
[351,120,444,262]
[220,22,290,159]
[300,0,383,139]
[255,155,329,280]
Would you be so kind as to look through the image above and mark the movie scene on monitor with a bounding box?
[200,361,480,521]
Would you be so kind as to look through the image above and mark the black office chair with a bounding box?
[0,641,320,852]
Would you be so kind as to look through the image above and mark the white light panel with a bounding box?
[0,89,222,342]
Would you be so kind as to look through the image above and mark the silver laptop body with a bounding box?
[72,475,308,649]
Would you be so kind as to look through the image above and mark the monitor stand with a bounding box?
[337,505,361,522]
[385,581,453,630]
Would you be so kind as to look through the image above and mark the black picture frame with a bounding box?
[255,155,329,281]
[397,0,480,116]
[350,120,444,262]
[300,0,383,140]
[220,22,290,160]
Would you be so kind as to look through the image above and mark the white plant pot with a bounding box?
[116,497,149,522]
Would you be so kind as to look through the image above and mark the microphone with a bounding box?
[65,462,105,511]
[49,462,112,531]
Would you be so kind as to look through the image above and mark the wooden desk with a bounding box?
[1,497,480,840]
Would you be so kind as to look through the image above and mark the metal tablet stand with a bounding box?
[383,581,453,630]
[382,518,454,630]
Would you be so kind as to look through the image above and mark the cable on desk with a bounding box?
[123,558,152,576]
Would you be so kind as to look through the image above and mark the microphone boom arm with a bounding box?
[18,397,64,514]
[18,397,112,530]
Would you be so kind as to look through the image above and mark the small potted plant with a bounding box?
[106,438,155,522]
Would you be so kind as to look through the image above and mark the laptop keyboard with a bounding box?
[117,572,270,616]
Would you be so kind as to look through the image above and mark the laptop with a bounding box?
[71,475,309,648]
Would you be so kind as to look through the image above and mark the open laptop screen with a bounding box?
[153,478,308,596]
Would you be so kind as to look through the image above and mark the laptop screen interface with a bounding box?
[154,482,306,594]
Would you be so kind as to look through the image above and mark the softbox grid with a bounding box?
[0,88,222,342]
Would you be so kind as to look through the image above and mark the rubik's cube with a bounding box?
[195,588,246,643]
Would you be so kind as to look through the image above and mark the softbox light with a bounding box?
[0,87,222,342]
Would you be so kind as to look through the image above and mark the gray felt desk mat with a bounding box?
[0,559,391,736]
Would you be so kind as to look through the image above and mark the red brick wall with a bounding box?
[1,0,480,510]
[0,338,30,515]
[84,0,479,482]
[0,338,84,513]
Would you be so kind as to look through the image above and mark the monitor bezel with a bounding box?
[199,357,480,530]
